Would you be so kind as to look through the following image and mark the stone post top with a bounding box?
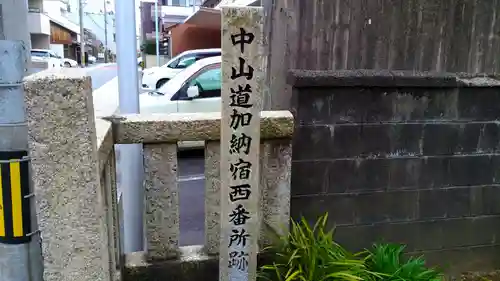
[106,110,294,144]
[113,110,293,123]
[287,69,500,88]
[24,68,90,84]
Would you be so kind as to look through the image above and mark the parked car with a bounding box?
[30,49,62,69]
[141,48,221,91]
[140,55,222,149]
[62,58,78,67]
[88,55,97,64]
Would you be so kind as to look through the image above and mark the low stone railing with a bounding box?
[24,70,292,281]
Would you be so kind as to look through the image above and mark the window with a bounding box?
[31,51,49,57]
[189,67,221,98]
[171,64,221,101]
[169,0,187,6]
[168,55,197,69]
[195,52,221,61]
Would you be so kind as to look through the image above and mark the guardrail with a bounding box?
[23,69,293,281]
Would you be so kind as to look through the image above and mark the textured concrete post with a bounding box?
[220,7,264,281]
[143,143,179,260]
[24,69,111,281]
[204,141,221,255]
[259,140,292,247]
[103,149,122,281]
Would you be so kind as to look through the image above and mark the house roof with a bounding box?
[183,7,221,29]
[47,13,80,34]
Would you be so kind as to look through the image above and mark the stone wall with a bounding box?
[289,70,500,275]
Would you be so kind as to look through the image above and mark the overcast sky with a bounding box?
[85,0,142,33]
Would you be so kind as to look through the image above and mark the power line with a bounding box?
[86,13,105,31]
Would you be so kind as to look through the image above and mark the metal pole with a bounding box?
[140,2,146,70]
[0,40,43,281]
[0,5,5,40]
[115,0,144,253]
[79,0,85,67]
[104,0,108,63]
[154,0,160,66]
[0,0,31,72]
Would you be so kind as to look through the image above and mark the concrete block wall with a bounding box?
[289,70,500,275]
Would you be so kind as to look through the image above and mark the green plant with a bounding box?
[365,243,443,281]
[258,213,380,281]
[142,39,157,55]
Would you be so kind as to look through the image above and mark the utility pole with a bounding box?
[103,0,108,63]
[0,40,43,281]
[140,2,146,69]
[0,4,4,40]
[115,0,144,253]
[79,0,85,67]
[154,0,160,66]
[0,0,31,72]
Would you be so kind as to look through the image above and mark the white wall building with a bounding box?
[27,0,81,57]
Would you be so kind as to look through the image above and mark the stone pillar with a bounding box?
[204,141,221,255]
[259,139,292,248]
[24,70,111,281]
[220,6,264,281]
[143,143,179,260]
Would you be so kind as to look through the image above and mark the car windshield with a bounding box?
[161,54,184,68]
[156,58,220,98]
[161,51,219,68]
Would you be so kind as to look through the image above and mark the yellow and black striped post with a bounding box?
[0,151,31,244]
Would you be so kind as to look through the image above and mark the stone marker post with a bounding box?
[220,6,264,281]
[24,70,111,281]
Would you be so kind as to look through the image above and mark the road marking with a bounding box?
[85,63,117,72]
[0,165,5,237]
[178,174,205,182]
[10,162,23,237]
[0,151,32,244]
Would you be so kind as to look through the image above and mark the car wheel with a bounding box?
[64,62,71,67]
[156,79,169,89]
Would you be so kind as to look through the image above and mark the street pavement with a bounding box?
[177,150,206,246]
[90,66,206,247]
[86,63,118,90]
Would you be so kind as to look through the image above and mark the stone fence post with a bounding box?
[24,70,112,281]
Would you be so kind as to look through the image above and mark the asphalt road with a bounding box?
[178,150,206,246]
[88,66,206,246]
[87,63,118,89]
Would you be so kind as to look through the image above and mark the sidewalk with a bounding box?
[93,76,119,117]
[84,62,116,72]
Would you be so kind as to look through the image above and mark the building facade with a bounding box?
[140,0,202,40]
[28,0,82,59]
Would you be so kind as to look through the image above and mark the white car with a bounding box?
[88,55,97,64]
[141,48,221,91]
[31,49,62,69]
[140,56,222,149]
[31,49,79,68]
[62,58,78,67]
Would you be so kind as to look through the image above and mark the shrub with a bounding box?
[258,213,444,281]
[258,213,379,281]
[142,39,157,55]
[365,243,443,281]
